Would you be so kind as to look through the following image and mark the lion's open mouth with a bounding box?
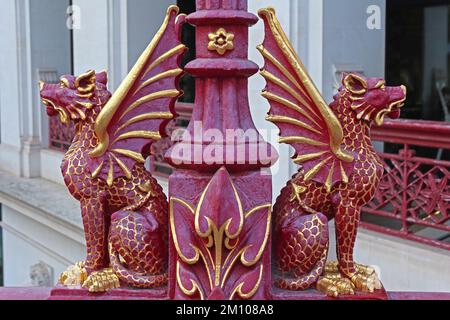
[374,98,406,126]
[42,98,69,124]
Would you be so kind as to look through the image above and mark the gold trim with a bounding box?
[60,78,70,88]
[208,28,234,55]
[266,115,321,135]
[169,197,200,265]
[290,183,307,203]
[142,45,185,79]
[73,106,86,120]
[75,70,96,94]
[176,262,204,300]
[260,70,318,118]
[304,156,333,181]
[343,73,368,95]
[258,8,353,163]
[279,136,327,147]
[198,249,214,291]
[106,156,114,187]
[339,161,349,184]
[89,5,182,158]
[261,91,321,128]
[76,101,94,109]
[241,205,271,267]
[325,160,336,192]
[114,112,173,135]
[293,151,327,164]
[91,161,104,179]
[135,68,183,94]
[120,89,180,122]
[111,153,132,180]
[257,44,304,94]
[171,183,270,299]
[111,130,161,145]
[229,265,263,300]
[111,149,145,163]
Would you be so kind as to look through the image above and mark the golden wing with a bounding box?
[87,6,186,186]
[258,8,354,191]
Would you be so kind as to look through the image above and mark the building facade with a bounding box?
[0,0,449,292]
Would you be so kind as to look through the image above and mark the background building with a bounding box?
[0,0,449,292]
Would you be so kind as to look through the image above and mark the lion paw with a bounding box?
[317,276,354,297]
[82,268,121,293]
[59,261,88,287]
[350,264,382,293]
[320,261,382,295]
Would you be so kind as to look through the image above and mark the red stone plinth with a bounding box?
[272,286,389,301]
[48,286,168,300]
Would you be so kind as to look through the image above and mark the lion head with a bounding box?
[40,70,110,125]
[342,73,406,126]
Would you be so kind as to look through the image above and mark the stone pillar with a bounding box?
[0,0,25,175]
[166,0,278,300]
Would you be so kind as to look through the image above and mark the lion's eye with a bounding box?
[60,78,69,88]
[375,81,386,90]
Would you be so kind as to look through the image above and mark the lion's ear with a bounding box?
[343,73,367,95]
[96,70,108,86]
[75,70,96,97]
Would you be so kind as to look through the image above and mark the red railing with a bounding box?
[149,102,193,178]
[48,116,75,152]
[361,119,450,250]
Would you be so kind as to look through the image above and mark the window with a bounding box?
[44,1,197,178]
[385,0,450,160]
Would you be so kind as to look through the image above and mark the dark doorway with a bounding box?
[386,0,450,121]
[177,0,196,103]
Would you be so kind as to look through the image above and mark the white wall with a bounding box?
[322,0,386,101]
[126,0,175,71]
[0,0,25,175]
[72,0,110,75]
[29,0,72,150]
[0,0,22,148]
[2,205,85,287]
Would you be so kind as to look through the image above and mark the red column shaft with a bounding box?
[166,0,277,300]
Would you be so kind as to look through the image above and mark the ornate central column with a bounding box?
[166,0,278,300]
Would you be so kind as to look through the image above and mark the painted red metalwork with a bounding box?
[257,8,407,297]
[30,1,448,302]
[39,6,187,292]
[165,0,277,300]
[361,119,450,250]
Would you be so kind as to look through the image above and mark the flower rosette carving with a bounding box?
[170,168,271,300]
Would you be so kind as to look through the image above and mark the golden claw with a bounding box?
[59,261,88,287]
[317,276,354,297]
[82,268,121,293]
[318,261,381,297]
